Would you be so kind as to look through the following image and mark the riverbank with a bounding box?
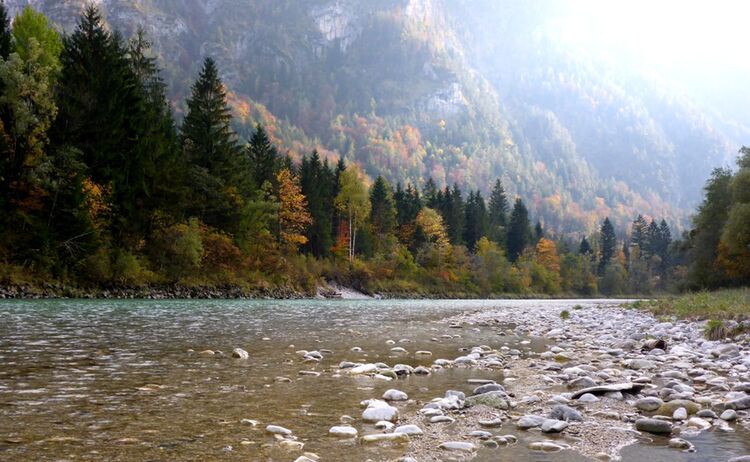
[365,302,750,461]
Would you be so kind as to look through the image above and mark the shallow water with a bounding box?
[0,299,747,461]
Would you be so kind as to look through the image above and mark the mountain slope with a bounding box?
[5,0,743,233]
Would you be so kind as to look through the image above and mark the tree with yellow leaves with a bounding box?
[535,237,560,273]
[276,168,312,253]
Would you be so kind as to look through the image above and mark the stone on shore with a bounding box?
[362,400,399,423]
[635,418,673,435]
[231,348,249,359]
[465,391,509,410]
[438,441,476,453]
[383,389,408,401]
[329,426,357,437]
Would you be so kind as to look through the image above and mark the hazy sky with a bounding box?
[551,0,750,123]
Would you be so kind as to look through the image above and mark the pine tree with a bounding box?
[488,179,508,245]
[534,221,544,242]
[248,123,278,189]
[439,184,464,245]
[506,198,531,262]
[631,214,648,251]
[599,217,617,275]
[423,177,438,208]
[180,57,246,232]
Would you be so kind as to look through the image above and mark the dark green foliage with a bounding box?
[463,190,487,251]
[369,175,396,240]
[579,236,592,255]
[0,2,10,60]
[599,217,617,275]
[300,151,335,256]
[247,123,278,188]
[506,198,531,262]
[487,179,508,245]
[180,57,249,233]
[435,184,465,245]
[688,168,733,288]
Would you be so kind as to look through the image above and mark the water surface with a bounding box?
[0,299,747,461]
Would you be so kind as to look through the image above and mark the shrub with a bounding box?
[560,310,570,320]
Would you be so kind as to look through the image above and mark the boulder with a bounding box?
[635,418,672,435]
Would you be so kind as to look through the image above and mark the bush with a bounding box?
[560,310,570,320]
[111,251,151,286]
[150,219,204,280]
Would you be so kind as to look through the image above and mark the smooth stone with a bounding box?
[360,433,410,444]
[673,407,688,420]
[414,366,432,375]
[541,419,569,433]
[394,424,423,435]
[636,397,664,412]
[578,393,600,403]
[721,409,738,421]
[329,426,357,437]
[517,415,547,429]
[724,396,750,411]
[529,441,564,452]
[669,438,692,449]
[470,430,492,439]
[383,389,408,401]
[569,376,598,389]
[438,441,476,453]
[362,400,399,423]
[656,400,700,416]
[570,382,644,399]
[231,348,249,359]
[375,421,394,430]
[473,383,505,395]
[349,364,377,375]
[479,418,503,428]
[635,418,673,434]
[465,391,509,410]
[549,404,583,422]
[266,425,292,436]
[430,415,455,424]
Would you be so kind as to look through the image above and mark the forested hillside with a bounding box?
[0,2,746,297]
[4,0,744,234]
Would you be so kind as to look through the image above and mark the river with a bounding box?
[0,299,747,461]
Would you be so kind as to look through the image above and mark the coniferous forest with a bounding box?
[0,5,748,297]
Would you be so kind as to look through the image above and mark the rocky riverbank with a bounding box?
[290,302,750,461]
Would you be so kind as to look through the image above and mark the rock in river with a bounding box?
[329,426,357,437]
[548,404,583,422]
[465,391,509,410]
[231,348,249,359]
[635,418,673,435]
[439,441,476,453]
[383,389,408,401]
[362,400,399,423]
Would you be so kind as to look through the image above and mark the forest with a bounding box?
[0,5,747,297]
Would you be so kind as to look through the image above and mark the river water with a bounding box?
[0,299,747,461]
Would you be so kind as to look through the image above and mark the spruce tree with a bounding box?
[599,217,617,275]
[506,198,531,262]
[181,57,245,231]
[488,179,509,245]
[463,190,487,251]
[300,150,334,257]
[0,2,10,60]
[631,214,648,251]
[369,175,396,241]
[248,123,278,188]
[579,236,592,256]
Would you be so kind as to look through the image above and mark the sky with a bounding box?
[551,0,750,124]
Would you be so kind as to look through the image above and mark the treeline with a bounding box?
[0,5,737,297]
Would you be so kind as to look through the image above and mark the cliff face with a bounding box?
[2,0,744,231]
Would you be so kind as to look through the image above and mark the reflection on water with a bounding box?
[0,299,747,461]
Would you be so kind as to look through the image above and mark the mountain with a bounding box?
[5,0,745,234]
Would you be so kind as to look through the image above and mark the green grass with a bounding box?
[560,309,570,320]
[630,288,750,340]
[638,288,750,320]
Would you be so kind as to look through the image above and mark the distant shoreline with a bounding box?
[0,283,648,301]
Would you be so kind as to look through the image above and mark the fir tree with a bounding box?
[0,1,10,60]
[248,123,278,189]
[463,190,487,251]
[487,178,508,246]
[300,151,334,257]
[599,217,617,275]
[506,198,531,262]
[369,175,396,242]
[180,57,246,232]
[579,236,592,256]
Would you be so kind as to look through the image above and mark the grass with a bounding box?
[631,288,750,340]
[560,309,570,320]
[638,288,750,320]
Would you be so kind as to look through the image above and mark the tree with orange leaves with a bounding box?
[535,237,560,273]
[276,168,312,253]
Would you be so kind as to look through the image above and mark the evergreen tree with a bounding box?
[248,123,278,188]
[599,217,617,275]
[487,178,508,245]
[369,175,396,243]
[0,1,10,60]
[506,198,531,262]
[463,190,487,251]
[579,236,592,256]
[534,221,544,242]
[631,214,648,251]
[180,57,246,232]
[300,151,334,257]
[439,184,464,245]
[423,177,438,208]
